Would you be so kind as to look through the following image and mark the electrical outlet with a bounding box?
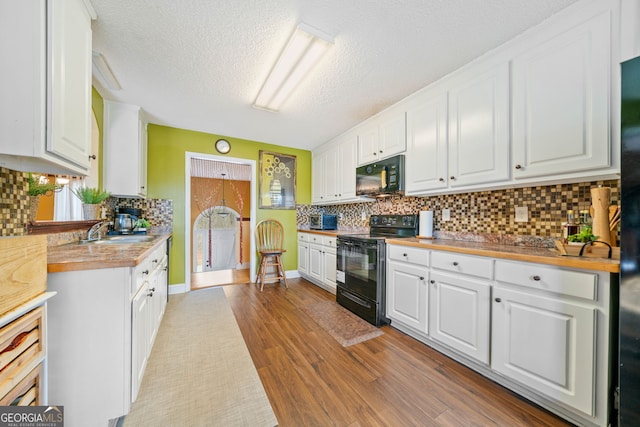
[338,212,343,220]
[442,209,451,221]
[361,210,367,220]
[515,206,528,222]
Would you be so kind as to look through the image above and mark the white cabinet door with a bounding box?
[512,10,611,179]
[358,125,380,165]
[297,241,309,275]
[448,63,510,187]
[308,244,324,283]
[492,287,596,416]
[131,280,150,402]
[323,247,337,291]
[379,113,406,159]
[387,261,428,333]
[103,101,147,197]
[405,92,449,193]
[48,0,93,169]
[338,135,358,200]
[323,146,339,201]
[0,0,92,175]
[311,152,325,204]
[429,271,490,364]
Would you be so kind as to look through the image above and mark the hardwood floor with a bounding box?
[191,268,250,289]
[224,278,573,427]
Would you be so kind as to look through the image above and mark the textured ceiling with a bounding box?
[90,0,579,151]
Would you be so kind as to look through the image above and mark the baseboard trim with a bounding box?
[169,283,187,294]
[287,270,301,279]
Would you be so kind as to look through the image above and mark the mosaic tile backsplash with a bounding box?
[0,167,173,237]
[297,179,621,247]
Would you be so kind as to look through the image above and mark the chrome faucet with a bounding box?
[86,221,111,241]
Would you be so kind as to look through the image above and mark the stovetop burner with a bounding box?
[338,214,418,243]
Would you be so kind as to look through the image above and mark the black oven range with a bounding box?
[336,214,418,326]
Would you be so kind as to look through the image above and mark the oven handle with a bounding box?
[340,290,372,308]
[338,240,378,250]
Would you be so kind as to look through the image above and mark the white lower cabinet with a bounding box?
[298,233,337,293]
[385,244,614,427]
[387,261,428,333]
[47,240,168,427]
[428,271,490,364]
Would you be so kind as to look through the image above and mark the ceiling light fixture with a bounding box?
[253,23,334,112]
[92,51,121,90]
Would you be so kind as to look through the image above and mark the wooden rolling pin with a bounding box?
[591,186,612,245]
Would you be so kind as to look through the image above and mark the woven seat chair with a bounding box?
[255,219,288,291]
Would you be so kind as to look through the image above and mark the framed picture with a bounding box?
[259,151,296,209]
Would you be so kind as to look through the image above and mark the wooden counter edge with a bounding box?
[386,238,620,273]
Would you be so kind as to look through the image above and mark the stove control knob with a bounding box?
[370,216,378,225]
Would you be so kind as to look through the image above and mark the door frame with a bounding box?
[184,152,256,292]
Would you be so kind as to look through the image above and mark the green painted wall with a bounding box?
[91,87,104,188]
[147,124,311,285]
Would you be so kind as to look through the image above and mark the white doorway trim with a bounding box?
[184,152,256,292]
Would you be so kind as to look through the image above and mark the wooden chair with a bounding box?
[255,219,288,291]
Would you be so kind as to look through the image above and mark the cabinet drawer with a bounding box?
[495,260,597,301]
[388,245,429,266]
[0,307,45,400]
[431,251,493,280]
[308,234,323,245]
[0,364,43,406]
[298,233,309,242]
[323,236,337,248]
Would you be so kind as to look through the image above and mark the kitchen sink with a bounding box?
[78,235,156,244]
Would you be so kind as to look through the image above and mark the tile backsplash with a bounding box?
[298,179,621,246]
[0,167,173,237]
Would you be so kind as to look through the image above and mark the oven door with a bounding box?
[336,239,380,301]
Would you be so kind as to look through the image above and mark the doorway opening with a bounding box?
[185,153,256,291]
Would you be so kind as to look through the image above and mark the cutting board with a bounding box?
[0,235,47,317]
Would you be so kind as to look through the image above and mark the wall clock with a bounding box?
[215,139,231,154]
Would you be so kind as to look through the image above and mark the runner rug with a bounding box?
[302,300,384,347]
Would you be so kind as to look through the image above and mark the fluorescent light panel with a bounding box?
[254,23,333,112]
[92,51,121,90]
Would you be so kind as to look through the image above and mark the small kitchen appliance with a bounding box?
[336,214,418,326]
[356,155,405,197]
[309,213,338,230]
[113,213,138,234]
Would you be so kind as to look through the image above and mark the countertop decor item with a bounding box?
[590,186,612,246]
[72,187,111,220]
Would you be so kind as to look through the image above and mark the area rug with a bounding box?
[122,287,277,427]
[302,300,384,347]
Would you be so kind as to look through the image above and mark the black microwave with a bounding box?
[356,154,405,197]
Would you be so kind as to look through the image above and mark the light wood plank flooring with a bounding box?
[224,278,573,427]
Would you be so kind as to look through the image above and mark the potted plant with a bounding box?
[567,226,598,244]
[26,173,62,221]
[134,217,151,231]
[72,187,111,220]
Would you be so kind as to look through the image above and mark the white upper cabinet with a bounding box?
[357,111,406,165]
[405,92,449,194]
[103,101,148,198]
[512,7,612,180]
[0,0,95,175]
[312,132,359,204]
[448,62,510,188]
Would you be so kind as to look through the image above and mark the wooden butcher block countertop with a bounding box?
[387,237,620,273]
[47,233,172,273]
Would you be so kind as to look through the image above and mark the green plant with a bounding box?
[567,226,598,243]
[72,187,111,204]
[135,218,151,229]
[26,173,62,196]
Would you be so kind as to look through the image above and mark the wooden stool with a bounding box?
[255,219,288,291]
[256,250,288,291]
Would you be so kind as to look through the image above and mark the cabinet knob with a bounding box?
[373,152,377,156]
[334,194,338,197]
[515,164,522,170]
[452,261,459,266]
[450,176,456,180]
[419,276,424,281]
[141,186,145,189]
[379,150,383,153]
[532,275,541,281]
[152,259,158,263]
[495,297,502,303]
[163,267,168,271]
[142,270,149,275]
[88,154,96,160]
[150,287,155,292]
[403,253,408,257]
[430,280,435,284]
[439,178,445,182]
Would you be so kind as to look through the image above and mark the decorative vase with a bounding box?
[28,196,40,222]
[82,204,101,220]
